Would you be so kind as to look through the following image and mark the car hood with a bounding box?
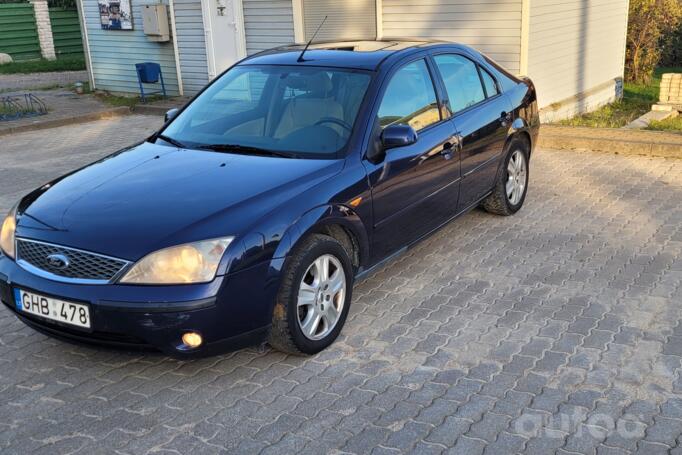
[16,141,343,260]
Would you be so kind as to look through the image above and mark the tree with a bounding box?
[625,0,682,83]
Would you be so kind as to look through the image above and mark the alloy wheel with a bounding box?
[506,149,527,205]
[296,254,346,340]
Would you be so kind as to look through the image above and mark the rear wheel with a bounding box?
[482,138,529,216]
[269,234,353,355]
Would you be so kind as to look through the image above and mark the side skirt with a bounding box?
[355,190,493,282]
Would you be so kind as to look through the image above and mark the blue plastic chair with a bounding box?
[135,62,167,103]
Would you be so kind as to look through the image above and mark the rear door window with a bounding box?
[480,67,499,98]
[433,54,485,113]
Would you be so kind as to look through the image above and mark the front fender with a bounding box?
[272,204,370,267]
[248,203,370,325]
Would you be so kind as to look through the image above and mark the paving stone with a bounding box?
[448,436,486,454]
[644,416,682,446]
[384,421,432,451]
[426,416,471,446]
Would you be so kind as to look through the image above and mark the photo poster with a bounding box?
[98,0,133,30]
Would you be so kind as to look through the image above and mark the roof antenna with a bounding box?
[297,15,327,62]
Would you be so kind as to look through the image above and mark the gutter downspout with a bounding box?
[75,0,95,89]
[619,0,630,96]
[375,0,382,40]
[292,0,304,43]
[200,0,216,80]
[168,0,184,95]
[519,0,530,76]
[233,0,247,58]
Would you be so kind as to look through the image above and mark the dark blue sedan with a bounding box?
[0,40,539,357]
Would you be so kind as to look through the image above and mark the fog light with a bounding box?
[182,332,203,348]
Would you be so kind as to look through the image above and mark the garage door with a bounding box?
[381,0,522,74]
[242,0,295,55]
[303,0,376,41]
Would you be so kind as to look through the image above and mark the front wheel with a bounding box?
[269,234,353,355]
[482,138,530,216]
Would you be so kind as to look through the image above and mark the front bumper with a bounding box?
[0,256,284,358]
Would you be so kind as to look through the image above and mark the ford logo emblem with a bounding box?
[46,254,70,270]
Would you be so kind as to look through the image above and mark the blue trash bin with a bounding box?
[135,62,166,102]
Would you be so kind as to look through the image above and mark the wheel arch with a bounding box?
[506,119,533,156]
[272,204,370,272]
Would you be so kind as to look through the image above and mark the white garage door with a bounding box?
[242,0,296,55]
[381,0,523,74]
[303,0,376,41]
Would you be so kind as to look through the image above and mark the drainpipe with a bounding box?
[292,0,304,43]
[168,0,184,96]
[375,0,382,40]
[200,0,216,80]
[233,0,247,58]
[75,0,95,89]
[519,0,530,76]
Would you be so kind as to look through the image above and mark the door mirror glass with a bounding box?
[381,124,418,150]
[164,108,179,123]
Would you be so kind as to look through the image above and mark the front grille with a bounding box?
[16,238,129,282]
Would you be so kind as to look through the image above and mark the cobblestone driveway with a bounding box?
[1,116,681,455]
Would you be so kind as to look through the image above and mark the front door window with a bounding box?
[377,59,441,131]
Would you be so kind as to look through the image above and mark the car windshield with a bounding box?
[159,65,372,159]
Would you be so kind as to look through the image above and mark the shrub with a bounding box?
[660,23,682,67]
[625,0,682,83]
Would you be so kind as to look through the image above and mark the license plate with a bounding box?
[14,289,91,329]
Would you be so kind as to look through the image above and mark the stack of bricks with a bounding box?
[654,73,682,111]
[30,0,56,61]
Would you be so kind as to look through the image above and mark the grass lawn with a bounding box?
[557,67,682,131]
[646,115,682,131]
[0,55,86,75]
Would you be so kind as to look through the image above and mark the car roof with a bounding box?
[239,39,472,71]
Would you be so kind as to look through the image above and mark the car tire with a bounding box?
[482,137,530,216]
[269,233,354,355]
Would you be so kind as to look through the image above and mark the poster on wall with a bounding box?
[98,0,133,30]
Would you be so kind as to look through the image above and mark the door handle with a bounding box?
[500,111,512,127]
[440,146,454,160]
[440,134,462,160]
[445,134,463,151]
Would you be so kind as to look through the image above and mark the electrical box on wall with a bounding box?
[142,4,170,42]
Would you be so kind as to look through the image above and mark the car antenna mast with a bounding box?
[297,15,327,62]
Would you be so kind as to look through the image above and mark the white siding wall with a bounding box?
[173,0,208,94]
[527,0,628,108]
[381,0,523,74]
[303,0,376,41]
[242,0,295,55]
[83,0,179,95]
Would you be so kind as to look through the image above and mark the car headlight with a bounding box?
[119,237,234,284]
[0,204,17,260]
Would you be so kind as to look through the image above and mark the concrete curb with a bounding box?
[131,104,172,116]
[539,125,682,159]
[0,107,131,137]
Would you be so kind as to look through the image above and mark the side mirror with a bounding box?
[164,108,179,123]
[381,124,418,150]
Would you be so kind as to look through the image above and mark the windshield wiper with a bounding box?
[195,143,296,158]
[156,134,188,149]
